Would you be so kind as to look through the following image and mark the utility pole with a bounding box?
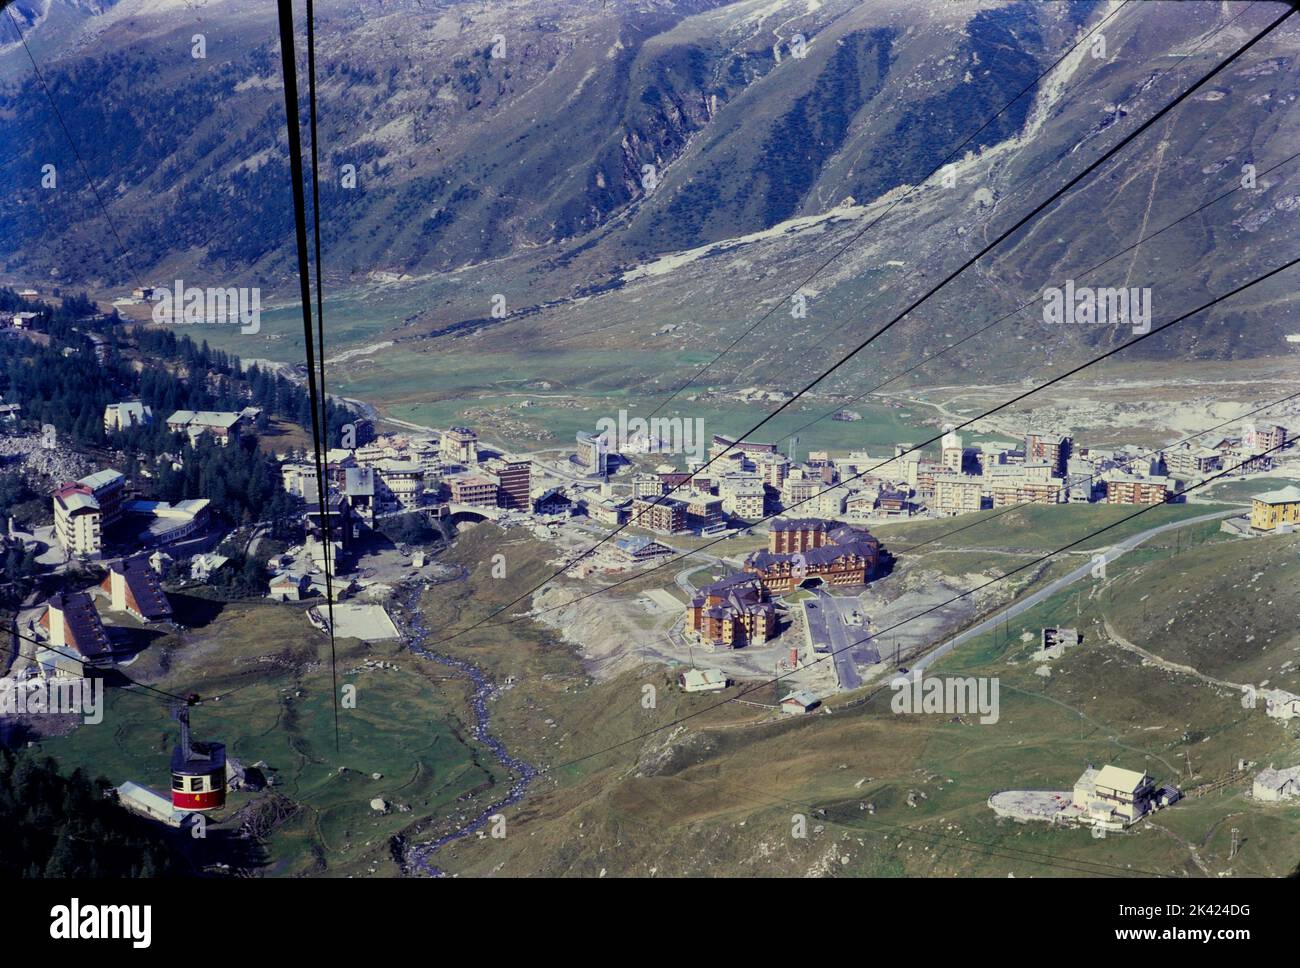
[1230,827,1241,860]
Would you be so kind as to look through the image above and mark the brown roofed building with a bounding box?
[746,524,880,594]
[688,573,776,649]
[100,554,173,622]
[768,517,835,554]
[40,591,113,667]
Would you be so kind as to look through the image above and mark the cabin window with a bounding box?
[172,777,185,791]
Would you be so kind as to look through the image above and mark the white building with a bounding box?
[1252,765,1300,802]
[679,668,728,693]
[440,427,478,466]
[104,401,153,433]
[932,475,983,515]
[166,409,243,446]
[717,472,765,520]
[375,458,425,510]
[1071,765,1158,828]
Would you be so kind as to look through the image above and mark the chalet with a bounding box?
[611,536,673,564]
[268,571,310,602]
[532,488,574,517]
[780,690,821,715]
[104,401,153,433]
[876,488,910,516]
[166,409,243,446]
[679,668,728,693]
[190,553,229,582]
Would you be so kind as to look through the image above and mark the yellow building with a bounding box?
[1250,485,1300,532]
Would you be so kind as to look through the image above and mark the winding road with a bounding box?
[913,506,1245,673]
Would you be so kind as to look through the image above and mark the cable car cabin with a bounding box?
[170,700,226,811]
[171,740,226,810]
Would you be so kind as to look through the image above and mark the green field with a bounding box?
[34,597,502,877]
[871,501,1239,554]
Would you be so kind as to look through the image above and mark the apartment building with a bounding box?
[440,426,479,466]
[753,451,791,488]
[989,478,1065,507]
[1250,485,1300,532]
[374,459,425,510]
[40,591,113,668]
[745,522,880,594]
[1162,442,1221,481]
[632,473,665,499]
[709,434,779,463]
[448,474,498,508]
[717,472,765,521]
[940,430,964,473]
[53,483,102,558]
[1242,421,1287,454]
[1104,474,1172,505]
[586,497,630,526]
[932,475,984,515]
[684,494,725,534]
[100,555,172,622]
[574,431,608,475]
[485,456,531,510]
[768,517,836,554]
[631,496,687,534]
[52,469,125,558]
[282,462,320,501]
[80,469,125,525]
[1024,432,1072,476]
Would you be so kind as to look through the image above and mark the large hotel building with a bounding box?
[744,518,881,594]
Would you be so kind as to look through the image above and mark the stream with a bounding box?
[395,583,539,876]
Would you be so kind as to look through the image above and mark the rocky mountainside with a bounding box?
[1,0,1297,383]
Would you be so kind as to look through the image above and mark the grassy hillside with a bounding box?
[36,596,502,877]
[422,518,1300,877]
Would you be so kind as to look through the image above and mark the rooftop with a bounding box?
[1254,485,1300,505]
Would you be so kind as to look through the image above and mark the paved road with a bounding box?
[913,507,1244,674]
[807,588,866,690]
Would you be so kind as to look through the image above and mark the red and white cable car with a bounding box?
[170,695,226,811]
